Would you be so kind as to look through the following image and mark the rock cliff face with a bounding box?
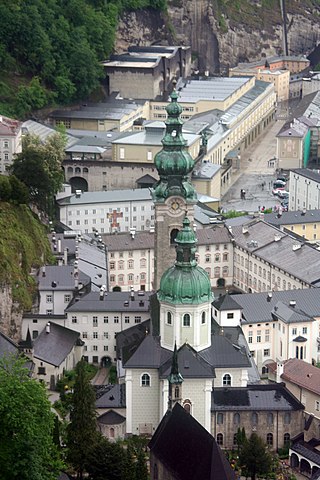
[0,285,22,340]
[114,0,320,73]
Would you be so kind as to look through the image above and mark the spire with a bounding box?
[168,342,184,385]
[167,342,184,411]
[174,216,197,268]
[152,89,197,203]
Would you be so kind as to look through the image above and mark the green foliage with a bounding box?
[239,433,273,480]
[66,359,100,479]
[0,202,53,310]
[0,354,64,480]
[223,210,249,218]
[0,175,12,201]
[0,174,29,204]
[0,0,166,114]
[109,364,118,384]
[10,132,66,218]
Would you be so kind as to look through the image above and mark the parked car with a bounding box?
[277,175,288,183]
[272,187,286,195]
[277,190,289,199]
[273,179,286,188]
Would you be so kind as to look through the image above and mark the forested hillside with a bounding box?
[0,0,166,118]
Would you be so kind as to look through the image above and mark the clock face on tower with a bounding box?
[168,197,184,215]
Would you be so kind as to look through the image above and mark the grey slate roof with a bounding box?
[66,290,151,313]
[200,333,251,369]
[38,265,91,291]
[97,410,126,425]
[123,334,172,369]
[264,209,320,226]
[291,168,320,183]
[212,294,242,311]
[232,219,320,285]
[57,188,152,205]
[212,384,305,411]
[159,343,215,379]
[33,322,81,367]
[95,384,126,409]
[0,331,19,357]
[178,77,249,103]
[231,288,320,325]
[272,301,313,324]
[291,441,320,466]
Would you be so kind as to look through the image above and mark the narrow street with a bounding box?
[222,120,286,213]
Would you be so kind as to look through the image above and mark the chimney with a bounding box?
[274,234,281,242]
[75,190,82,198]
[58,257,63,266]
[74,261,79,289]
[289,300,296,308]
[292,243,302,251]
[276,359,284,383]
[130,228,136,240]
[267,292,272,302]
[242,226,249,234]
[57,238,62,254]
[46,322,51,334]
[130,286,135,302]
[42,266,46,277]
[64,247,68,265]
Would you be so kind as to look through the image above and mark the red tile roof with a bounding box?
[281,358,320,396]
[0,116,21,136]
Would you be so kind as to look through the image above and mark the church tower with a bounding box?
[158,217,213,352]
[152,89,197,289]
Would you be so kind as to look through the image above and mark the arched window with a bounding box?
[141,373,150,387]
[217,413,224,425]
[223,374,232,386]
[67,167,73,173]
[266,433,273,446]
[214,267,220,277]
[217,433,223,445]
[252,412,258,425]
[183,400,191,414]
[284,433,290,447]
[109,427,115,438]
[174,386,180,399]
[233,413,240,425]
[167,312,172,325]
[75,167,81,173]
[128,259,134,269]
[170,229,179,244]
[83,167,89,173]
[118,275,124,285]
[183,313,190,327]
[201,312,206,324]
[267,412,274,426]
[140,258,146,268]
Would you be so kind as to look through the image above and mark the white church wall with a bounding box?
[130,368,160,436]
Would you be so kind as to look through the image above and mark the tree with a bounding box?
[0,354,63,480]
[86,437,125,480]
[239,433,273,480]
[66,358,100,479]
[135,448,148,480]
[9,132,65,218]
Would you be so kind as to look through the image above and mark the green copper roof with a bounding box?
[152,90,197,203]
[158,218,213,305]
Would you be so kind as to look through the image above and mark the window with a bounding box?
[72,316,77,324]
[265,329,270,342]
[82,332,88,339]
[64,294,71,303]
[215,253,220,262]
[140,258,146,268]
[32,330,38,339]
[284,433,290,446]
[223,253,228,261]
[217,433,223,446]
[217,413,224,424]
[110,262,115,270]
[302,327,307,334]
[167,312,172,325]
[104,316,108,323]
[46,309,53,315]
[227,313,234,319]
[104,346,108,351]
[284,412,291,425]
[125,316,130,324]
[266,433,273,446]
[257,330,261,343]
[183,313,191,327]
[46,294,52,303]
[264,349,270,356]
[233,413,240,425]
[223,374,231,386]
[92,345,98,351]
[251,412,258,425]
[114,316,119,324]
[141,373,150,387]
[128,259,134,269]
[38,367,46,375]
[93,316,98,326]
[119,147,125,159]
[267,412,273,426]
[103,332,109,339]
[201,312,206,324]
[32,319,38,323]
[134,316,141,323]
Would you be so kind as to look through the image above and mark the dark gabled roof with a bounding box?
[200,333,251,369]
[116,319,151,362]
[212,384,305,411]
[136,174,157,184]
[148,403,236,480]
[264,209,320,227]
[66,290,151,313]
[272,301,313,324]
[212,293,242,311]
[291,440,320,467]
[33,323,81,367]
[0,331,19,357]
[95,384,126,408]
[38,265,91,291]
[293,335,307,342]
[97,410,126,425]
[159,343,215,379]
[123,334,171,369]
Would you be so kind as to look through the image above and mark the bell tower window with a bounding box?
[183,314,191,327]
[170,228,179,244]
